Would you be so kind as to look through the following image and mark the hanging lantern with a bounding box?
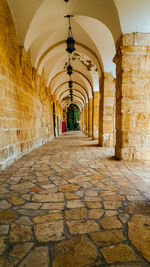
[64,0,69,2]
[67,63,73,76]
[69,80,73,88]
[65,15,75,54]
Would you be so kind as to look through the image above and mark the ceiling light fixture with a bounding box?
[65,15,75,54]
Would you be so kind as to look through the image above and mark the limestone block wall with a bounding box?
[0,0,60,171]
[93,92,100,139]
[114,33,150,160]
[99,73,115,147]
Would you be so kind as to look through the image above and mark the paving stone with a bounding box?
[0,257,18,267]
[88,209,104,219]
[35,220,65,242]
[85,190,98,196]
[53,236,101,267]
[8,196,25,205]
[0,237,6,255]
[32,192,64,202]
[85,196,101,202]
[128,214,150,262]
[104,210,118,217]
[9,182,35,192]
[86,202,102,209]
[10,223,32,242]
[59,184,80,192]
[0,210,16,223]
[65,192,80,199]
[101,244,138,263]
[15,216,33,225]
[41,202,65,210]
[66,219,99,234]
[0,200,12,209]
[103,194,125,201]
[31,186,43,192]
[33,213,63,224]
[104,201,122,210]
[101,216,122,229]
[90,230,125,246]
[0,225,9,234]
[22,203,42,209]
[64,208,87,220]
[22,194,31,201]
[19,246,50,267]
[9,243,33,259]
[66,199,84,208]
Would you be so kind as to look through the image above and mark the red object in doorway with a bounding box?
[62,121,66,132]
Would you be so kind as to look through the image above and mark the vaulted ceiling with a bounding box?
[7,0,150,109]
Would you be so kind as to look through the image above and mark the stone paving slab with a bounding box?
[0,131,149,266]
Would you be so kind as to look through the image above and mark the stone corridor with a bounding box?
[0,132,150,267]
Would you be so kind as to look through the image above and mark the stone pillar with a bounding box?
[114,33,150,160]
[88,98,93,137]
[93,92,100,139]
[86,103,89,135]
[99,73,115,147]
[83,104,87,134]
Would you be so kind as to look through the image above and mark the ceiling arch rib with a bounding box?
[56,84,88,103]
[58,89,86,103]
[59,91,85,105]
[61,97,83,109]
[53,81,90,101]
[50,72,92,97]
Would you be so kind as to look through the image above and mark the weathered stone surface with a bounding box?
[65,192,79,199]
[86,202,102,209]
[0,225,9,234]
[104,201,121,210]
[101,216,122,229]
[19,246,50,267]
[33,213,63,224]
[66,220,99,234]
[22,203,42,209]
[59,184,80,192]
[66,200,84,209]
[64,208,87,220]
[0,210,16,223]
[34,220,64,242]
[89,209,104,219]
[119,213,129,224]
[41,203,65,210]
[128,214,150,262]
[0,257,18,267]
[0,237,6,255]
[0,200,12,209]
[90,230,125,246]
[101,244,137,263]
[32,193,64,202]
[9,182,35,192]
[10,223,32,242]
[9,243,33,259]
[15,216,33,225]
[104,210,118,217]
[103,194,125,201]
[8,196,25,205]
[53,236,101,267]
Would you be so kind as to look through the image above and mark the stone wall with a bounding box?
[0,0,62,171]
[114,33,150,160]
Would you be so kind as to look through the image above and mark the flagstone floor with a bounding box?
[0,131,150,267]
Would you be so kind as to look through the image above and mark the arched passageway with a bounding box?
[0,0,150,265]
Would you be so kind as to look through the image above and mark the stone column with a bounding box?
[83,104,87,135]
[114,33,150,160]
[88,98,93,137]
[86,102,89,135]
[93,92,100,139]
[99,73,115,147]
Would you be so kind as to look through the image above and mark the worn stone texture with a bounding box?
[0,0,63,171]
[114,33,150,160]
[93,92,100,139]
[128,214,150,262]
[99,73,116,147]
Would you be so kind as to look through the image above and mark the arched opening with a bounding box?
[67,104,80,131]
